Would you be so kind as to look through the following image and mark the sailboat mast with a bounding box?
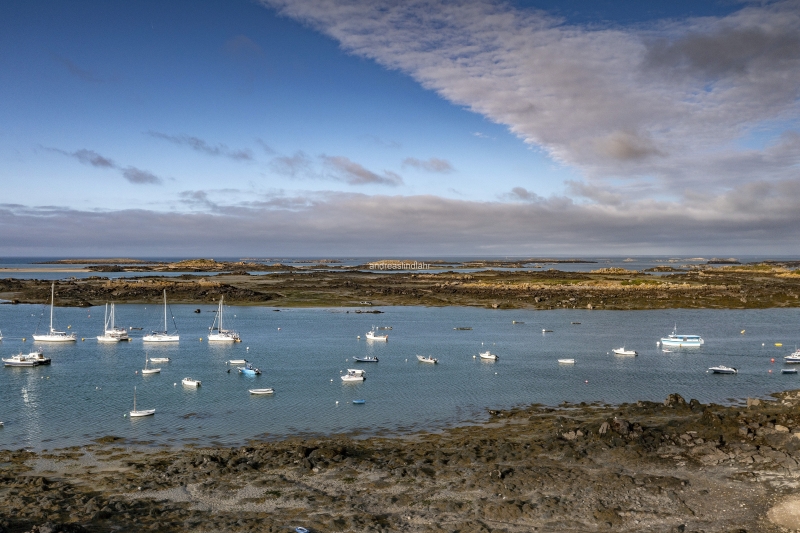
[49,282,54,332]
[163,290,167,331]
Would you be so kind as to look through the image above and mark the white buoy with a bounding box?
[473,355,476,359]
[173,383,177,386]
[336,401,339,405]
[330,379,333,382]
[246,347,249,350]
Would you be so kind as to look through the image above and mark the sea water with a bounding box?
[1,304,799,450]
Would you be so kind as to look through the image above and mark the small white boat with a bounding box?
[249,388,275,395]
[785,350,800,363]
[479,351,498,361]
[129,387,155,417]
[782,368,798,374]
[32,282,77,342]
[353,356,379,362]
[558,358,576,364]
[229,359,247,365]
[341,368,366,382]
[208,296,241,342]
[416,355,438,364]
[661,325,703,347]
[612,347,638,356]
[143,290,180,342]
[365,328,388,342]
[142,355,160,375]
[709,365,737,374]
[3,350,51,367]
[149,357,170,363]
[182,377,201,387]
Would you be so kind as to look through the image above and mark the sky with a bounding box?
[1,0,799,257]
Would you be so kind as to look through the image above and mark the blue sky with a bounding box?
[2,0,800,256]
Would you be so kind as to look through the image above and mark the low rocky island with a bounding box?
[2,259,800,309]
[3,391,800,532]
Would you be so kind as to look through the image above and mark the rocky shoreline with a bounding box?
[4,391,800,532]
[2,260,800,309]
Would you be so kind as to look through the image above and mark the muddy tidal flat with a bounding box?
[4,392,800,532]
[3,259,800,310]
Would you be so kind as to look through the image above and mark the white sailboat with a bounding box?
[142,353,161,374]
[208,296,240,342]
[97,303,129,342]
[32,282,76,342]
[143,290,179,342]
[129,386,155,417]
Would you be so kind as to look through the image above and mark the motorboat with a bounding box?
[416,355,438,364]
[479,351,498,361]
[785,350,800,363]
[142,355,161,375]
[352,399,366,404]
[249,388,274,395]
[341,369,366,382]
[365,328,388,342]
[612,347,638,356]
[512,320,524,324]
[97,303,130,342]
[3,350,51,367]
[239,363,261,376]
[129,386,155,417]
[782,368,798,374]
[377,326,392,330]
[149,357,170,363]
[182,377,201,387]
[558,358,576,364]
[709,365,737,374]
[454,327,472,330]
[660,326,703,347]
[32,282,77,342]
[208,296,241,342]
[353,356,379,362]
[143,290,180,342]
[229,359,247,365]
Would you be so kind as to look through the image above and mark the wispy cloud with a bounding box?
[46,147,163,185]
[147,131,253,161]
[322,155,403,186]
[52,54,107,83]
[270,151,317,178]
[402,157,454,173]
[256,138,276,155]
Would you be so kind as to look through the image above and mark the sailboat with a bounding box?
[32,282,77,342]
[129,386,155,417]
[208,296,240,342]
[97,303,129,342]
[143,290,179,342]
[142,353,161,374]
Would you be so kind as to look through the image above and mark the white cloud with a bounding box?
[261,0,800,198]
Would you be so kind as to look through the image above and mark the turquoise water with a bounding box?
[1,304,799,450]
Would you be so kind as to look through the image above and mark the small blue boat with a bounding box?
[352,399,366,404]
[239,363,261,376]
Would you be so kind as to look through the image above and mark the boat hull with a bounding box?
[143,334,179,342]
[130,409,155,417]
[32,334,76,342]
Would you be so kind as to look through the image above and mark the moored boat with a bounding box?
[249,388,274,395]
[709,365,737,374]
[612,347,638,356]
[97,303,129,342]
[149,357,170,363]
[784,350,800,363]
[558,358,576,364]
[341,368,366,381]
[353,356,379,362]
[661,326,703,347]
[32,283,77,342]
[782,368,798,374]
[182,377,201,387]
[479,351,498,361]
[143,290,180,342]
[239,363,261,376]
[3,350,51,367]
[416,354,438,364]
[365,328,388,342]
[129,386,155,417]
[208,296,241,342]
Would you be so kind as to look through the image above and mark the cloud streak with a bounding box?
[322,156,403,186]
[403,157,454,173]
[147,131,254,161]
[46,147,163,185]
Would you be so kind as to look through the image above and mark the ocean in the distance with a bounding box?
[1,304,799,451]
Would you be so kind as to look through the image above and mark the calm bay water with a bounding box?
[1,303,799,451]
